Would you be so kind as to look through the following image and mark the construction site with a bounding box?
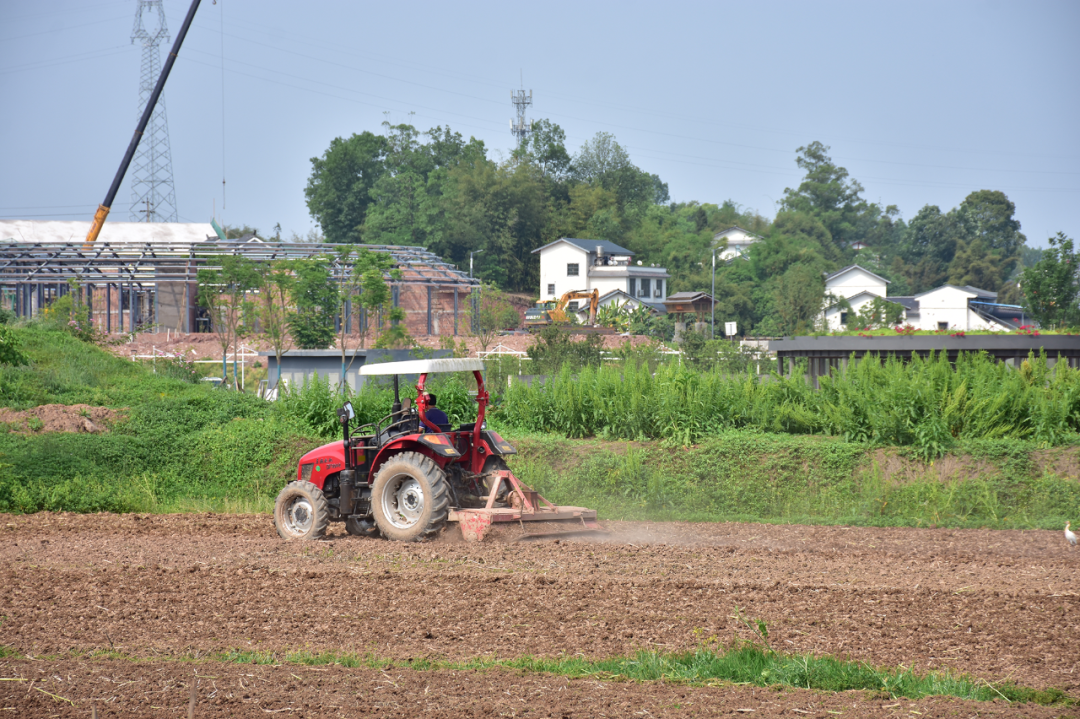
[0,220,481,341]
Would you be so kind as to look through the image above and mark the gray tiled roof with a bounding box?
[532,238,634,255]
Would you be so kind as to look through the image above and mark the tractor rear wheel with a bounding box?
[371,451,449,542]
[274,481,329,540]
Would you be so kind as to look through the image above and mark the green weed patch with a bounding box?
[1,644,1070,706]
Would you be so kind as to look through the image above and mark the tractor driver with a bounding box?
[422,392,450,428]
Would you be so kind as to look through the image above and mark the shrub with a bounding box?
[0,325,27,366]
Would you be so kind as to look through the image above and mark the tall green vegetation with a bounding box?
[498,351,1080,458]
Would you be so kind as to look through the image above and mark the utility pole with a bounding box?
[510,74,532,150]
[711,248,716,340]
[469,249,484,279]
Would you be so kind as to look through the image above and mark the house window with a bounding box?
[567,263,579,277]
[840,312,848,325]
[628,278,636,296]
[547,283,555,297]
[654,281,663,298]
[640,278,650,298]
[937,321,948,331]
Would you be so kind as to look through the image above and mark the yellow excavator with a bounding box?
[524,289,599,328]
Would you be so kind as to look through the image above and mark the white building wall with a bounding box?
[589,275,627,297]
[825,268,887,300]
[910,287,975,331]
[538,243,589,300]
[822,293,887,331]
[715,228,761,261]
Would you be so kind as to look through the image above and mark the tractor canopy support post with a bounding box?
[470,369,489,473]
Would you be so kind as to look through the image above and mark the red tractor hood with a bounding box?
[296,441,346,489]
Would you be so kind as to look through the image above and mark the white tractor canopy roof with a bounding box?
[359,358,485,376]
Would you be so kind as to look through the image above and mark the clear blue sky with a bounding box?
[2,0,1077,247]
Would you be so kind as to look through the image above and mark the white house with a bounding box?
[818,264,1018,331]
[912,285,1014,332]
[531,238,670,304]
[714,226,763,261]
[820,266,891,330]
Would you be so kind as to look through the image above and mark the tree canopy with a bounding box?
[305,124,1043,333]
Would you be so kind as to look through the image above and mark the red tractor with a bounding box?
[273,358,603,542]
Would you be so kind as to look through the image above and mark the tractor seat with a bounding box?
[457,423,476,432]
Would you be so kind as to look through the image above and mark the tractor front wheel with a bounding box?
[371,451,449,542]
[274,481,330,540]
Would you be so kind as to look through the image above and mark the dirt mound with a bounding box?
[0,404,121,434]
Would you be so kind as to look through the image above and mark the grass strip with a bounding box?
[0,644,1071,707]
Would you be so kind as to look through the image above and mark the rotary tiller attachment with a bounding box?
[447,470,605,542]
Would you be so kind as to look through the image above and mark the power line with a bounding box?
[170,10,1079,168]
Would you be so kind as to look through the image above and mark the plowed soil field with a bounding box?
[2,513,1078,718]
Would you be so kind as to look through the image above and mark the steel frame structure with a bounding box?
[0,240,479,333]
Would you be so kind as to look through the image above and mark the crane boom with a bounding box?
[83,0,203,248]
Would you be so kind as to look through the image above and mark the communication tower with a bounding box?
[129,0,178,222]
[510,84,533,149]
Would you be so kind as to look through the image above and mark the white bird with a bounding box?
[1067,521,1077,548]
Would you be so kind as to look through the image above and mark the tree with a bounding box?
[780,141,876,250]
[470,284,519,353]
[574,131,663,209]
[197,256,259,389]
[523,119,572,181]
[326,248,400,392]
[288,258,337,349]
[374,305,411,349]
[304,131,389,243]
[355,266,390,349]
[255,260,295,390]
[947,237,1006,291]
[897,205,962,293]
[772,264,824,335]
[956,189,1026,280]
[1021,232,1080,328]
